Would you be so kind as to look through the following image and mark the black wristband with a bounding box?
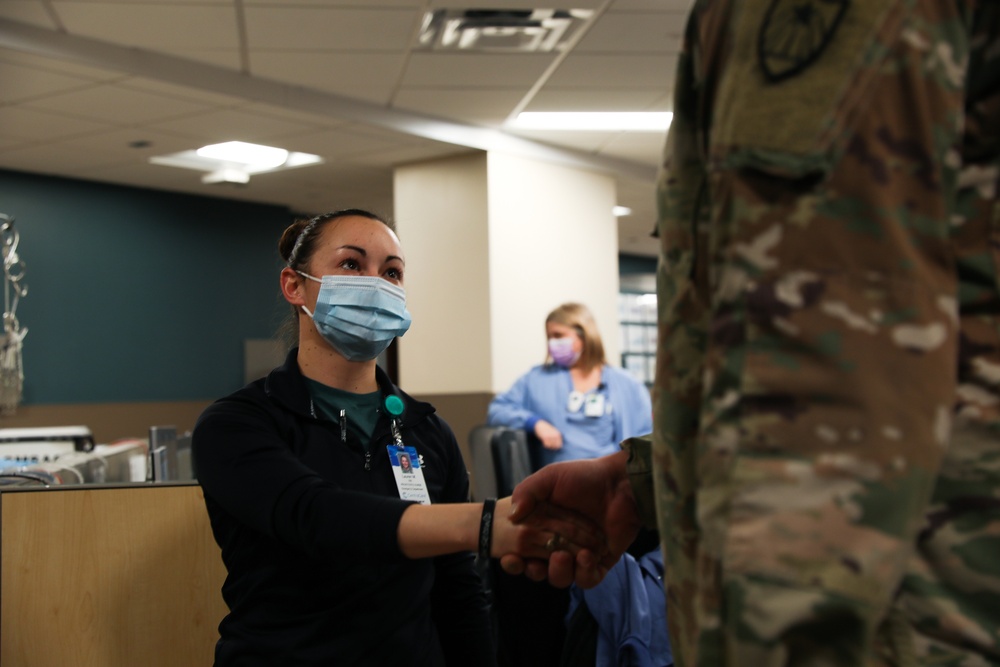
[478,498,497,562]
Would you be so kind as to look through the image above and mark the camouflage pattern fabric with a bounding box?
[639,0,1000,664]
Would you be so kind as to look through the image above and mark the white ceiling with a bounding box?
[0,1,690,257]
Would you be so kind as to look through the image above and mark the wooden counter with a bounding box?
[1,484,227,667]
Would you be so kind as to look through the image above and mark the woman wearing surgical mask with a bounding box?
[192,211,603,667]
[487,303,653,468]
[485,303,653,667]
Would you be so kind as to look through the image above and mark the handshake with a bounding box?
[491,448,643,589]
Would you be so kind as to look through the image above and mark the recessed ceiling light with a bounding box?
[510,112,672,132]
[612,206,633,217]
[149,141,323,185]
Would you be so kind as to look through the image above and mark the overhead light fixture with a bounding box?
[416,9,593,52]
[509,112,673,132]
[149,141,323,185]
[196,141,290,169]
[612,206,633,217]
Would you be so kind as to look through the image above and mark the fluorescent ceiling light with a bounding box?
[150,141,323,185]
[197,141,289,169]
[510,112,672,131]
[612,206,632,217]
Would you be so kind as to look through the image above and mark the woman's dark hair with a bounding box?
[279,208,394,272]
[277,208,395,347]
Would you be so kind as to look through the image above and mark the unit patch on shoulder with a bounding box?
[757,0,850,82]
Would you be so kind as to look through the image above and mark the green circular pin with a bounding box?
[384,394,405,416]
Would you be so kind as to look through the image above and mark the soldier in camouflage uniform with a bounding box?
[508,1,1000,665]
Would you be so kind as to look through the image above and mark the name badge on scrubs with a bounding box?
[584,393,605,418]
[388,445,431,504]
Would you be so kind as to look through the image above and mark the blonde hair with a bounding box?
[545,302,606,371]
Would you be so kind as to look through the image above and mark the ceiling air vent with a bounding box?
[416,9,593,53]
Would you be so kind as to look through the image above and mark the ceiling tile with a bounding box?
[248,52,403,103]
[237,102,353,130]
[0,141,131,175]
[0,106,114,145]
[159,49,242,70]
[525,88,666,112]
[505,127,617,153]
[0,60,98,105]
[244,7,418,50]
[116,77,249,108]
[271,125,413,161]
[148,108,324,144]
[598,131,668,164]
[0,3,59,27]
[51,126,209,163]
[52,3,241,50]
[349,142,471,169]
[427,0,607,7]
[614,178,659,257]
[0,0,676,256]
[402,52,554,87]
[0,134,28,152]
[0,47,126,81]
[245,0,424,6]
[239,161,396,215]
[23,83,219,125]
[574,11,684,53]
[547,54,677,88]
[392,88,525,126]
[610,0,694,11]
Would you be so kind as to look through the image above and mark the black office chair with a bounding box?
[467,424,534,500]
[468,424,568,667]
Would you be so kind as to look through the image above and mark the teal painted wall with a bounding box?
[0,169,293,405]
[619,253,657,275]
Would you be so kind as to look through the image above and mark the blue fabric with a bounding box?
[487,364,652,465]
[567,549,673,667]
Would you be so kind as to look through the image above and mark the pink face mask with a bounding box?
[548,337,581,368]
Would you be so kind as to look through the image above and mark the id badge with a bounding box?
[388,445,431,505]
[584,393,605,418]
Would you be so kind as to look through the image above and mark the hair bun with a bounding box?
[279,219,311,263]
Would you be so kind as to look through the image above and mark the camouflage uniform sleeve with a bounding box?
[621,435,658,530]
[654,1,1000,665]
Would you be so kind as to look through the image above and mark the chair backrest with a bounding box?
[468,425,533,500]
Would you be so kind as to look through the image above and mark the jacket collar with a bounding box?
[263,347,435,426]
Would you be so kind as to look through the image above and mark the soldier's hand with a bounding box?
[501,450,641,588]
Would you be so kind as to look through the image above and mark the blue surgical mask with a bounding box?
[299,273,412,362]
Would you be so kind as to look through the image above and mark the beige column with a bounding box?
[393,150,621,455]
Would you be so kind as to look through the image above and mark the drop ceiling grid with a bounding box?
[246,52,408,103]
[1,66,100,106]
[242,6,419,51]
[22,84,221,125]
[50,3,243,52]
[0,2,53,28]
[0,105,116,146]
[0,1,679,256]
[390,88,528,126]
[573,11,684,54]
